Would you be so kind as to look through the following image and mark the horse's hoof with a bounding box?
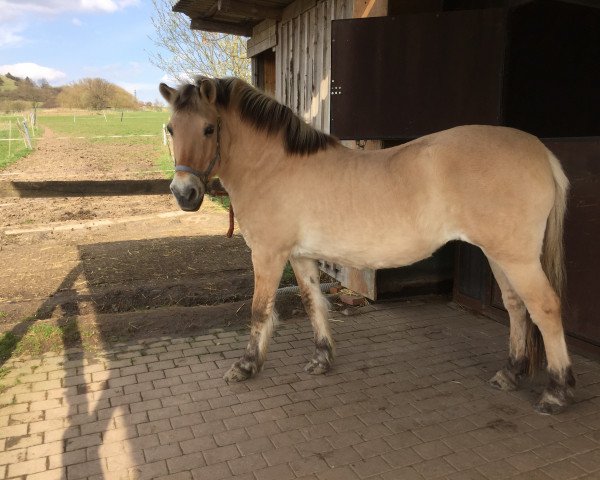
[489,369,518,391]
[534,397,567,415]
[304,358,331,375]
[223,360,255,382]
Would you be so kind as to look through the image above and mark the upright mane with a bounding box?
[174,77,338,156]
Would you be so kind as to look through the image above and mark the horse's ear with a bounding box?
[159,83,176,104]
[199,79,217,104]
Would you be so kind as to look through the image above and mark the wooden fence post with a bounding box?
[21,120,32,149]
[8,120,12,158]
[163,125,174,162]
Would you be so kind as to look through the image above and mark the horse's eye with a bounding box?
[204,125,215,136]
[166,124,173,136]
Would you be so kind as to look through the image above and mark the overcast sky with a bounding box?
[0,0,174,102]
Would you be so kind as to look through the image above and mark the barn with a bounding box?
[172,0,600,354]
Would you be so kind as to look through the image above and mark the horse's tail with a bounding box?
[543,151,569,300]
[526,150,570,373]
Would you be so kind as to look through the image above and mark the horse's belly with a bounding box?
[293,233,444,270]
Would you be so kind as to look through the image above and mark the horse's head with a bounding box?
[159,79,220,212]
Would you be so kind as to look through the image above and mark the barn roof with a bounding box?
[173,0,600,37]
[172,0,294,36]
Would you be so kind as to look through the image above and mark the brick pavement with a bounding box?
[1,300,600,480]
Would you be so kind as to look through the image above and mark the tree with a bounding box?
[148,0,251,83]
[57,78,138,110]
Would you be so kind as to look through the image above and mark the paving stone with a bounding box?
[4,303,600,480]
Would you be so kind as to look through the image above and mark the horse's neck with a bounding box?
[217,115,284,194]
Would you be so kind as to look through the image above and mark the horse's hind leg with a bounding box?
[223,251,286,382]
[488,260,529,391]
[290,256,334,374]
[497,260,575,414]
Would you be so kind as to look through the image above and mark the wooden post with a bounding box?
[162,124,167,146]
[165,127,174,162]
[8,120,12,158]
[121,111,124,122]
[353,0,387,18]
[22,120,32,149]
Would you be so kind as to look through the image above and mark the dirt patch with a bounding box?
[0,128,270,353]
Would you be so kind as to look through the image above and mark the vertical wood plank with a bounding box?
[293,16,301,114]
[303,11,311,122]
[323,0,333,133]
[279,22,287,103]
[275,23,282,101]
[306,4,319,128]
[288,18,294,110]
[313,2,324,130]
[297,14,306,117]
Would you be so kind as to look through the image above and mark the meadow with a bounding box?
[0,114,38,169]
[1,109,174,175]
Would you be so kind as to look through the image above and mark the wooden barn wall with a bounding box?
[275,0,353,133]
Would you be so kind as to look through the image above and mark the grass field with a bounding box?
[38,110,170,139]
[1,109,174,175]
[40,110,174,177]
[0,115,38,169]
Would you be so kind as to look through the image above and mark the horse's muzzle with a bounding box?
[170,179,204,211]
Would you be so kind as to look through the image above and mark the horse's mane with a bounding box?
[173,77,338,156]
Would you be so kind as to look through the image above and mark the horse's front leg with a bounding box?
[224,251,286,382]
[290,256,335,374]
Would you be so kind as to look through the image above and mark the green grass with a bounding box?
[14,323,65,357]
[0,115,37,169]
[36,110,173,174]
[0,332,19,363]
[38,110,170,140]
[0,318,99,363]
[1,109,172,173]
[281,262,296,286]
[156,150,175,179]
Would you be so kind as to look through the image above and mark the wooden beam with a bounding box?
[220,0,282,20]
[0,180,172,198]
[353,0,387,18]
[190,18,254,36]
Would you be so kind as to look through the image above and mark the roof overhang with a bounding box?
[173,0,294,36]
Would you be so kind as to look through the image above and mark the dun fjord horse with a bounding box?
[160,77,574,414]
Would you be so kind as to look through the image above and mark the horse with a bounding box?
[159,76,574,414]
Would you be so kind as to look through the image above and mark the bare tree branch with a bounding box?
[148,0,251,84]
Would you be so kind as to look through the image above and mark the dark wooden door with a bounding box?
[330,10,506,140]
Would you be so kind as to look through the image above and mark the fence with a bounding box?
[0,114,35,168]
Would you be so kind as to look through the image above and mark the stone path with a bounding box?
[1,300,600,480]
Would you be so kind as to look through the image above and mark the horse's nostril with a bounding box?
[187,187,197,202]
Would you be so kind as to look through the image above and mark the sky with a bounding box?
[0,0,175,103]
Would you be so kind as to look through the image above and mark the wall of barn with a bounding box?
[248,0,355,134]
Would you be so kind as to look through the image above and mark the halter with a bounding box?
[174,117,221,185]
